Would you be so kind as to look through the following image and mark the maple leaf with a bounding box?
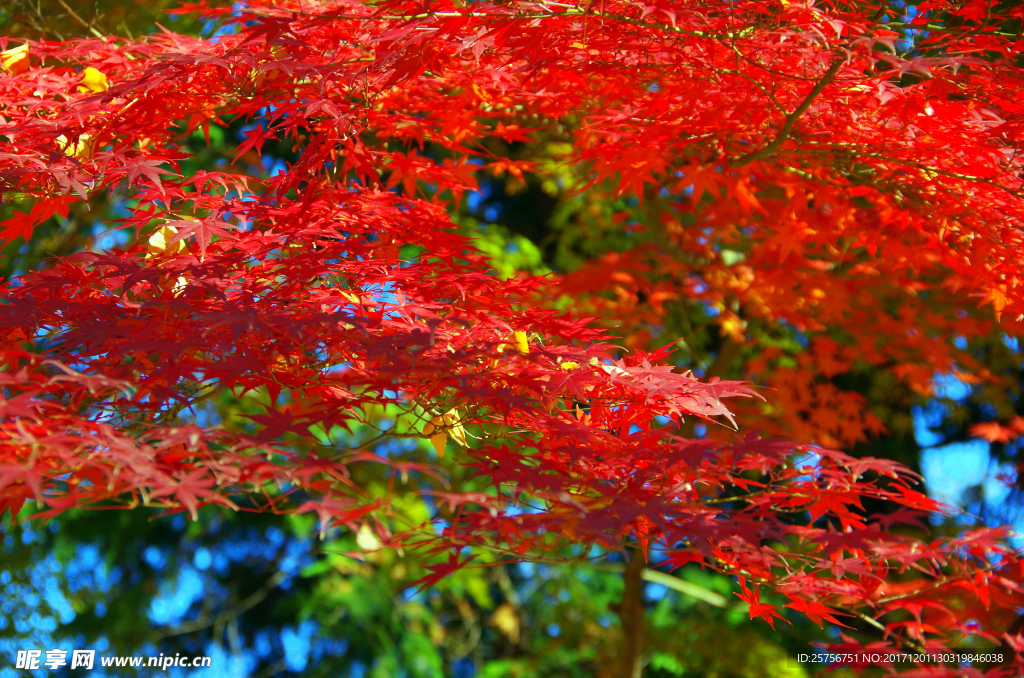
[164,217,233,258]
[234,123,284,160]
[735,578,789,629]
[807,491,865,526]
[486,158,536,180]
[887,484,945,513]
[677,163,721,206]
[491,122,536,143]
[124,157,175,192]
[245,408,302,442]
[146,469,233,520]
[970,421,1016,443]
[785,597,851,628]
[295,497,380,540]
[406,550,477,592]
[0,197,70,245]
[1,44,28,73]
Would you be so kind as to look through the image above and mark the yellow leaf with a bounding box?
[429,431,447,457]
[982,284,1009,321]
[513,331,529,355]
[443,409,466,447]
[489,603,521,643]
[356,524,383,552]
[147,224,189,290]
[719,310,746,342]
[1,44,28,74]
[147,224,181,255]
[79,67,109,93]
[55,133,96,159]
[559,361,579,370]
[423,417,447,457]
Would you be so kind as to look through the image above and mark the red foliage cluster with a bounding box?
[1,0,1022,671]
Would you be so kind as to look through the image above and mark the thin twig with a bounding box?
[155,570,287,639]
[731,57,844,166]
[52,0,105,39]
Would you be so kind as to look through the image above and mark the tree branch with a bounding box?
[640,568,730,607]
[52,0,105,39]
[155,569,287,639]
[731,57,843,166]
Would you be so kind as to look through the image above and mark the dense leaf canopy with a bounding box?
[1,0,1024,675]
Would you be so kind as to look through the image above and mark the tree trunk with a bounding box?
[617,548,646,678]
